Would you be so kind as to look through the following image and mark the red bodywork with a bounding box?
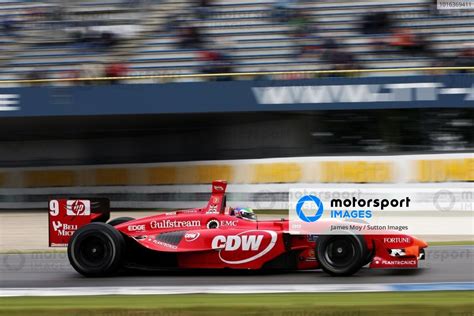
[49,180,427,271]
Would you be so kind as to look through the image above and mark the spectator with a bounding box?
[1,17,18,36]
[72,29,120,49]
[56,67,81,86]
[199,47,233,80]
[320,38,359,74]
[271,0,296,22]
[178,25,203,49]
[80,63,105,84]
[296,35,320,57]
[105,61,128,84]
[362,11,392,35]
[166,10,192,33]
[195,0,213,19]
[289,10,313,38]
[100,31,119,49]
[25,69,47,85]
[454,44,474,71]
[123,0,150,7]
[428,0,440,15]
[320,38,339,61]
[389,28,431,55]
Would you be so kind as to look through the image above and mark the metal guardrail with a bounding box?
[0,66,472,85]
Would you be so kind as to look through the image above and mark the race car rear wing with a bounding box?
[203,180,227,214]
[48,198,110,247]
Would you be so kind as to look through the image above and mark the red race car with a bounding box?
[48,180,427,277]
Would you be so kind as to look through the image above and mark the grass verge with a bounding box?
[427,240,474,246]
[1,291,473,316]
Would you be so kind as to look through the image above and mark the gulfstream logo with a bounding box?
[253,83,474,104]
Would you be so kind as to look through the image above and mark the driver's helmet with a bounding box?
[233,207,256,221]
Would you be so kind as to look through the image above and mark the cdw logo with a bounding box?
[212,230,278,265]
[212,234,263,251]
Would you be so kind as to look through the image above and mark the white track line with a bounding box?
[1,282,473,297]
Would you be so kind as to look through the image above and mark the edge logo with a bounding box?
[296,195,324,222]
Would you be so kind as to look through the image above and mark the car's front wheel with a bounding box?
[68,222,125,277]
[316,234,367,276]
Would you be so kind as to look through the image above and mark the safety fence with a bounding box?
[0,69,472,117]
[0,153,471,209]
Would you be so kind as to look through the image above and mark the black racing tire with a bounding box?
[107,217,135,226]
[68,222,125,277]
[316,234,367,276]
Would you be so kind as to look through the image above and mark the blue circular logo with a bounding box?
[296,195,324,222]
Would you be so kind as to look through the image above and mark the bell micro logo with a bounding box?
[52,221,62,232]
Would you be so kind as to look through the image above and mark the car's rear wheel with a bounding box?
[68,222,124,277]
[316,234,367,276]
[107,217,135,226]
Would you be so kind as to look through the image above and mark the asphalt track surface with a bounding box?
[0,246,473,289]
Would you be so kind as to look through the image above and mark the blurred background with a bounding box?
[0,0,472,213]
[0,2,472,312]
[0,0,473,82]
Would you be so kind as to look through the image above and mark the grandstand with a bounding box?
[0,0,472,84]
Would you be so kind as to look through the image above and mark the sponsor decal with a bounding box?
[150,219,201,229]
[207,204,219,214]
[305,249,316,261]
[178,210,197,214]
[389,249,406,257]
[128,224,145,232]
[220,220,238,227]
[380,259,417,265]
[52,221,62,231]
[253,82,473,104]
[66,200,91,216]
[207,219,219,229]
[51,221,78,237]
[214,185,224,191]
[417,159,473,182]
[49,200,60,216]
[152,239,178,249]
[383,237,411,244]
[185,232,200,242]
[211,230,277,264]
